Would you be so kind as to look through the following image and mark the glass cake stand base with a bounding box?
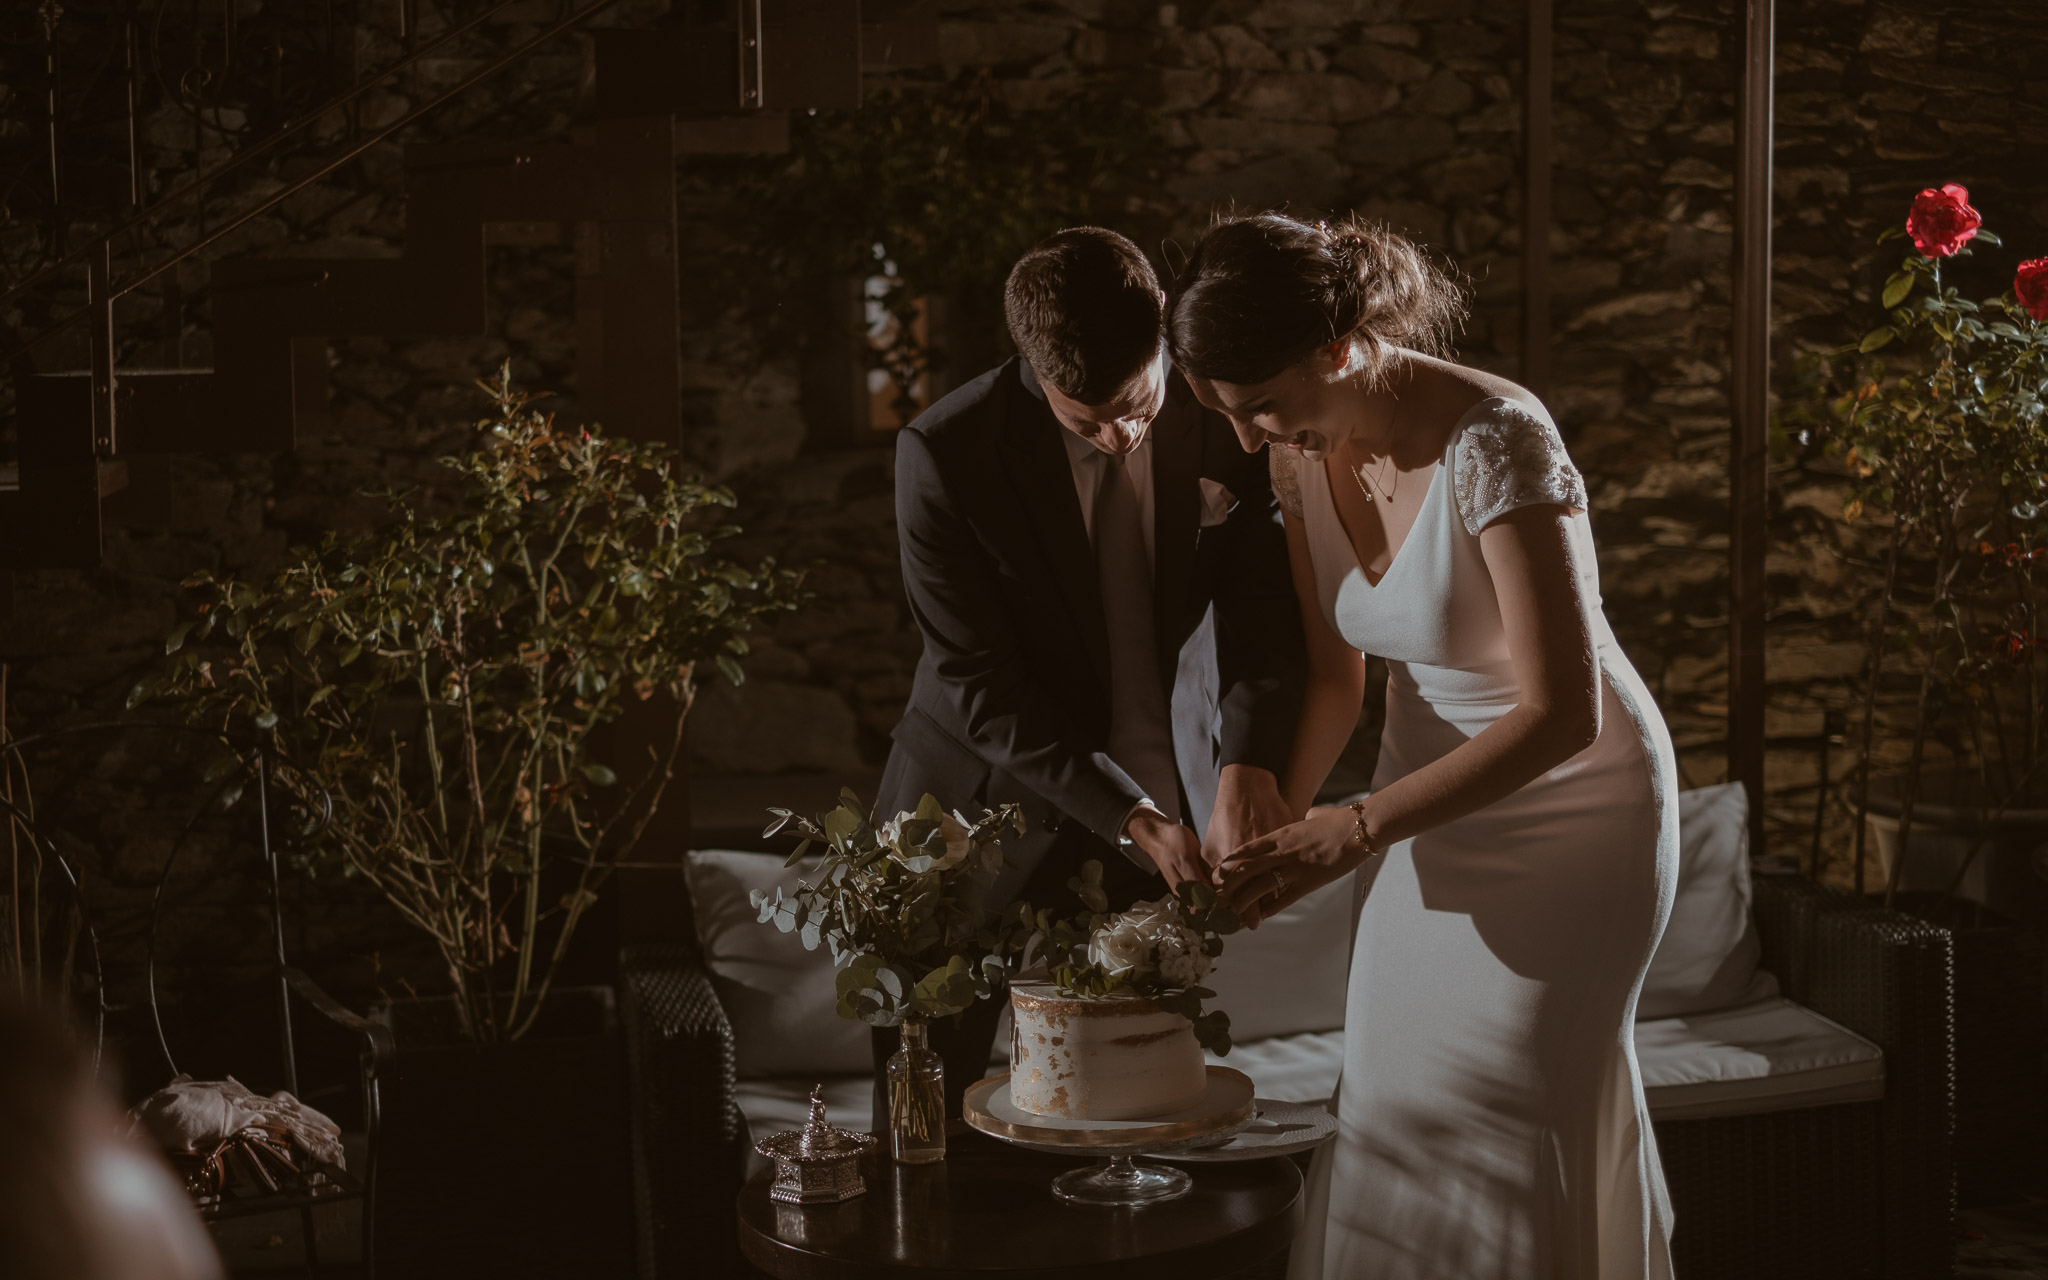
[962,1069,1256,1209]
[1051,1154,1193,1206]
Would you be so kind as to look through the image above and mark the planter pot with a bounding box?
[373,986,636,1280]
[1862,774,2048,926]
[1887,893,2045,1208]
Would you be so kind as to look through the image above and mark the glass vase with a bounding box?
[887,1017,946,1164]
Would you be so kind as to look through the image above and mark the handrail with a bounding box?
[0,0,532,311]
[3,0,628,370]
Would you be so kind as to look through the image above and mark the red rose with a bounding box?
[1905,183,1982,258]
[2017,258,2048,322]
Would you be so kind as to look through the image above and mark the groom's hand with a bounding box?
[1122,804,1207,890]
[1203,764,1292,869]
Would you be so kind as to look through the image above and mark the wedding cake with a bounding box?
[1007,982,1208,1121]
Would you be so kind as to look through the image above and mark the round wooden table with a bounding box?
[737,1128,1302,1279]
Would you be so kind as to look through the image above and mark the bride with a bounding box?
[1172,212,1677,1278]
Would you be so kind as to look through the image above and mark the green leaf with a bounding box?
[580,762,619,786]
[1860,327,1896,353]
[166,621,195,655]
[1881,274,1914,309]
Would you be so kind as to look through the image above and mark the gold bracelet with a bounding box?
[1347,800,1374,853]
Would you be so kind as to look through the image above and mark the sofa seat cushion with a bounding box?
[1206,1030,1345,1106]
[1637,996,1885,1122]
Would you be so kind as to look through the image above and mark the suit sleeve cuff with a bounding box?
[1111,799,1163,875]
[1217,681,1299,778]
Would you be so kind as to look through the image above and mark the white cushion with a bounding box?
[1202,877,1355,1043]
[1636,996,1885,1121]
[1207,1029,1344,1105]
[683,851,872,1079]
[1640,784,1776,1019]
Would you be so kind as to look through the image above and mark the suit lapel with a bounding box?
[1000,365,1112,691]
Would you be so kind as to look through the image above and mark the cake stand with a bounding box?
[961,1067,1256,1207]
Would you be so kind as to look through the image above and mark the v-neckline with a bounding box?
[1312,397,1500,590]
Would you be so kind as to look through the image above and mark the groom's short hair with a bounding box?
[1004,228,1164,406]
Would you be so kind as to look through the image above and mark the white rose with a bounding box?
[1088,899,1176,979]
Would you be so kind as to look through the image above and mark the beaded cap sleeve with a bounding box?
[1452,399,1588,536]
[1268,445,1305,520]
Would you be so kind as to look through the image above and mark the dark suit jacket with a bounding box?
[877,356,1306,884]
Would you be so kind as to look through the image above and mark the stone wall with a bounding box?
[5,0,2047,1034]
[689,0,2048,878]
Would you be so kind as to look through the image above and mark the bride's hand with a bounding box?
[1214,805,1369,927]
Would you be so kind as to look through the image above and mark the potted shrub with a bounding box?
[139,366,803,1273]
[1796,185,2048,1203]
[1798,185,2048,906]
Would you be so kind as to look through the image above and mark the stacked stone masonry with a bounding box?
[3,0,2046,1020]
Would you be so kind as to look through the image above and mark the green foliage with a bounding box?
[751,791,1029,1027]
[1032,861,1242,1057]
[717,77,1160,415]
[1785,203,2048,888]
[136,366,805,1040]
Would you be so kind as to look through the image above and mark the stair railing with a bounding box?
[5,0,629,376]
[0,0,540,314]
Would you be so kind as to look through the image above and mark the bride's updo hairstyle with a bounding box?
[1169,212,1466,386]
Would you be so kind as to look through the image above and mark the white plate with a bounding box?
[1154,1099,1338,1163]
[963,1067,1257,1156]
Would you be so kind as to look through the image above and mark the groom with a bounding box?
[874,226,1306,1119]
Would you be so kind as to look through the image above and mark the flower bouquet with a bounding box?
[1030,860,1241,1056]
[751,791,1028,1025]
[751,790,1027,1160]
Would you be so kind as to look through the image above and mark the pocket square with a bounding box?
[1199,478,1237,527]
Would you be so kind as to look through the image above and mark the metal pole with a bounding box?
[88,240,115,456]
[40,0,65,258]
[1521,0,1553,400]
[1730,0,1774,858]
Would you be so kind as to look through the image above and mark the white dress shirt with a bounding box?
[1055,421,1178,836]
[1057,426,1156,569]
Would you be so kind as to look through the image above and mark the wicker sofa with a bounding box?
[642,790,1956,1280]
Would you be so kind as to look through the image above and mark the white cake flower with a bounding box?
[1155,924,1212,990]
[1086,897,1215,989]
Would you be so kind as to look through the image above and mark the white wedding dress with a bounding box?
[1277,397,1677,1279]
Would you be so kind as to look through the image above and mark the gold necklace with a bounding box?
[1346,396,1403,503]
[1350,452,1397,503]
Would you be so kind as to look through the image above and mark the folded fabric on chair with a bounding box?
[130,1075,345,1169]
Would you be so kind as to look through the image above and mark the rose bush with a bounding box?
[2018,258,2048,323]
[1906,183,1982,258]
[1787,188,2048,902]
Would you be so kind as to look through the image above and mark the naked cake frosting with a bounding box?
[1007,982,1207,1121]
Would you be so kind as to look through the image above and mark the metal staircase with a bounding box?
[1,0,934,572]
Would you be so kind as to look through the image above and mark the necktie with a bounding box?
[1093,452,1181,821]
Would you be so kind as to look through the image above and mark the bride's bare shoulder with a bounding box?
[1402,353,1546,422]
